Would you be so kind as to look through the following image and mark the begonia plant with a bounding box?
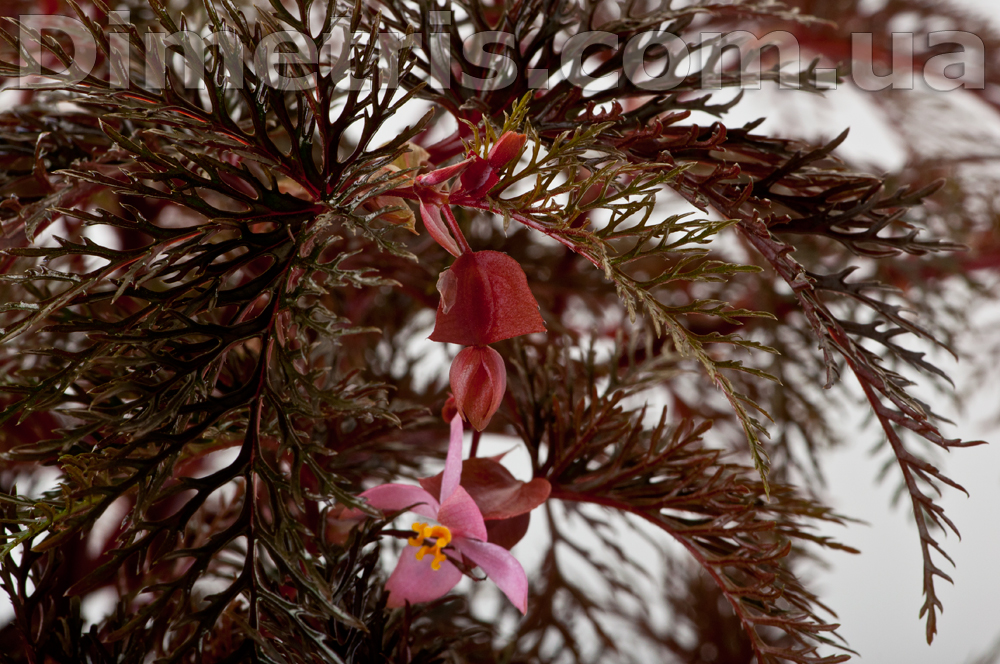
[0,0,997,662]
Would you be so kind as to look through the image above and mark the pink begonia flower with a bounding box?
[420,450,551,551]
[357,414,529,612]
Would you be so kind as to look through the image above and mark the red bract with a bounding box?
[458,156,499,200]
[458,132,526,199]
[450,346,506,431]
[430,250,546,346]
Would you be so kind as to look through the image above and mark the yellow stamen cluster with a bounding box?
[408,523,452,570]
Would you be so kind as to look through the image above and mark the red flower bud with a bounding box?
[450,346,506,431]
[430,251,546,346]
[487,131,527,170]
[416,158,474,187]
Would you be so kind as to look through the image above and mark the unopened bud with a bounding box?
[487,132,527,170]
[450,346,507,431]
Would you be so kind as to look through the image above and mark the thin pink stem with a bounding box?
[441,203,473,254]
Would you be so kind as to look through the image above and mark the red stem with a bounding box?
[441,202,473,254]
[452,197,601,266]
[470,430,481,458]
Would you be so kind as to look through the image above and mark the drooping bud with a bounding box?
[450,346,506,431]
[430,251,546,346]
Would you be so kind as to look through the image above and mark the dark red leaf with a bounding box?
[485,512,531,550]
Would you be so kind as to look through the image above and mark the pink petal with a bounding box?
[418,200,462,257]
[359,484,439,520]
[415,158,472,187]
[437,486,487,541]
[441,414,464,502]
[453,537,528,614]
[385,545,462,607]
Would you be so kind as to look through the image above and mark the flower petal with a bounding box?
[437,486,487,542]
[419,457,550,520]
[358,484,439,520]
[453,538,528,614]
[441,413,464,502]
[418,200,462,257]
[385,546,462,608]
